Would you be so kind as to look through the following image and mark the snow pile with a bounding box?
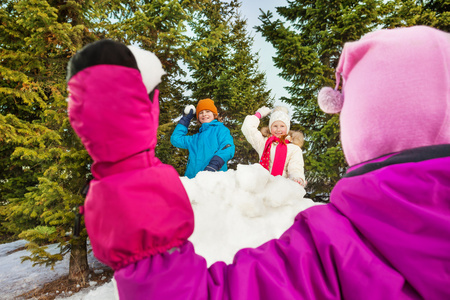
[62,164,317,299]
[183,163,316,265]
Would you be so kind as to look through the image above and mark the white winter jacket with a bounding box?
[241,115,306,185]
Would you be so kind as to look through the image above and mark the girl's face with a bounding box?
[271,121,287,138]
[198,110,215,124]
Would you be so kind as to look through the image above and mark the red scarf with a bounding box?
[260,136,290,176]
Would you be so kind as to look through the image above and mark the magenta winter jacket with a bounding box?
[113,145,450,300]
[67,65,194,270]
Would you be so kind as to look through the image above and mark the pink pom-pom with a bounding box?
[318,87,343,114]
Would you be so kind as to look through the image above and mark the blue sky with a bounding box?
[239,0,290,104]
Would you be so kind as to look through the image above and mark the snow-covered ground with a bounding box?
[0,240,107,299]
[0,164,318,299]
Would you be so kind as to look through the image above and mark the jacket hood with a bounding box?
[68,64,157,166]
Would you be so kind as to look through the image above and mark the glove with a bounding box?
[256,106,272,119]
[178,105,196,128]
[204,155,225,172]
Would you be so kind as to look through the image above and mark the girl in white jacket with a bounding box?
[242,106,306,187]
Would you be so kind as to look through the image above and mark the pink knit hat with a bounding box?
[318,26,450,166]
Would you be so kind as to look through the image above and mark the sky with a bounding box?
[238,0,290,105]
[1,164,319,299]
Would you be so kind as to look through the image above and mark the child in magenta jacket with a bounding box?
[67,26,450,299]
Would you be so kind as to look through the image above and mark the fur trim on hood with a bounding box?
[261,127,304,148]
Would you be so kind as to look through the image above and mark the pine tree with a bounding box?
[256,0,381,201]
[0,0,208,282]
[381,0,449,31]
[96,0,215,174]
[0,0,97,280]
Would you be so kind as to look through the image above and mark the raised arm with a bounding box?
[241,107,271,156]
[170,105,195,149]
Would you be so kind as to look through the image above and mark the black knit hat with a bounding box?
[66,39,139,82]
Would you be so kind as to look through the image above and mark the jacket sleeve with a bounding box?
[114,213,330,300]
[287,145,306,185]
[212,125,235,165]
[170,123,192,150]
[241,115,266,157]
[113,203,414,300]
[82,96,195,271]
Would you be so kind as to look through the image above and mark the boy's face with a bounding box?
[271,121,287,138]
[198,110,215,124]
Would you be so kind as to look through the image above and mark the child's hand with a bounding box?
[184,105,196,116]
[256,106,272,118]
[203,155,224,172]
[178,105,196,127]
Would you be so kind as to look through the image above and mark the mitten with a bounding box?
[204,155,225,172]
[179,105,196,127]
[255,106,272,119]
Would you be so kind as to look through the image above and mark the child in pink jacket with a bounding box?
[67,26,450,299]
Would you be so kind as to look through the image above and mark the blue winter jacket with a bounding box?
[170,119,235,178]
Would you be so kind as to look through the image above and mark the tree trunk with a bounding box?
[69,237,89,283]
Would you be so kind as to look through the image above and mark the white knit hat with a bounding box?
[269,106,291,133]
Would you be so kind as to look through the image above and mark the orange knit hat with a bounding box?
[196,98,218,119]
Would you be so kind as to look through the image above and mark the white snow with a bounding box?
[183,164,316,266]
[0,239,105,299]
[0,164,318,299]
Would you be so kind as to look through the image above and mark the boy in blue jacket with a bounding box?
[171,98,235,178]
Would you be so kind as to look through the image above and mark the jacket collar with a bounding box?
[344,144,450,178]
[199,119,220,132]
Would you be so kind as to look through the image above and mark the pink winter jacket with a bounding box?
[67,64,194,270]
